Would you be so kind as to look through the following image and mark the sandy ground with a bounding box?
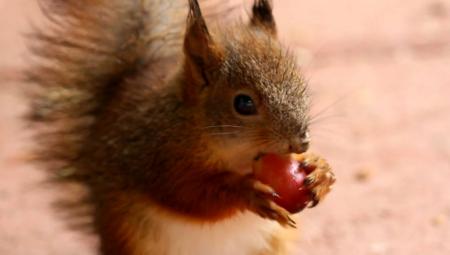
[1,0,450,254]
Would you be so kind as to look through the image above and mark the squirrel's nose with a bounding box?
[288,133,310,154]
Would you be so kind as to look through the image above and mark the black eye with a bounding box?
[234,94,257,116]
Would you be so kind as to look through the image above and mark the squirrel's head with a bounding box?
[182,0,310,173]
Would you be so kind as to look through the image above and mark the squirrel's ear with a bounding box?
[183,0,224,103]
[250,0,277,36]
[184,0,223,70]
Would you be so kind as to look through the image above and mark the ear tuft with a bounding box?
[250,0,277,36]
[183,0,223,104]
[187,0,208,37]
[184,0,222,68]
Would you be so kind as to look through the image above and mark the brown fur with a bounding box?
[27,0,334,254]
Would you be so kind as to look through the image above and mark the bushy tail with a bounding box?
[26,0,186,171]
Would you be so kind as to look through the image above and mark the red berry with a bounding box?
[253,153,311,213]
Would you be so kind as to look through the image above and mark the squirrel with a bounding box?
[26,0,335,254]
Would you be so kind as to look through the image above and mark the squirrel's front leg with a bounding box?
[206,172,296,227]
[237,175,296,227]
[163,169,295,226]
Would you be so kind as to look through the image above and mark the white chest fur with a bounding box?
[141,210,281,255]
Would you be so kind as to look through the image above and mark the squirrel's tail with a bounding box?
[26,0,187,173]
[25,1,235,224]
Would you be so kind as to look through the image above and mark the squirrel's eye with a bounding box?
[234,94,257,116]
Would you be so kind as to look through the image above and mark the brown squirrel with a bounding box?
[26,0,335,254]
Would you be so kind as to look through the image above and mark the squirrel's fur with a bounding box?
[26,0,333,254]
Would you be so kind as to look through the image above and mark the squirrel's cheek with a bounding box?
[224,153,255,175]
[209,143,258,174]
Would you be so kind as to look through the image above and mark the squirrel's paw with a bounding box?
[241,177,296,228]
[301,153,336,207]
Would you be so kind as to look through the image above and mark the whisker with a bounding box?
[253,139,272,149]
[309,113,346,126]
[206,131,242,137]
[250,130,280,149]
[310,127,347,138]
[308,89,358,123]
[309,101,343,123]
[202,125,246,129]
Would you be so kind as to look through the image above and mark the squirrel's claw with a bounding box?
[302,153,336,208]
[253,198,296,228]
[251,179,278,198]
[241,177,296,228]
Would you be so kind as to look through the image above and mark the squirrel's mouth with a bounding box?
[253,153,264,161]
[253,147,291,161]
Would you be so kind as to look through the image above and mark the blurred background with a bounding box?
[1,0,449,254]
